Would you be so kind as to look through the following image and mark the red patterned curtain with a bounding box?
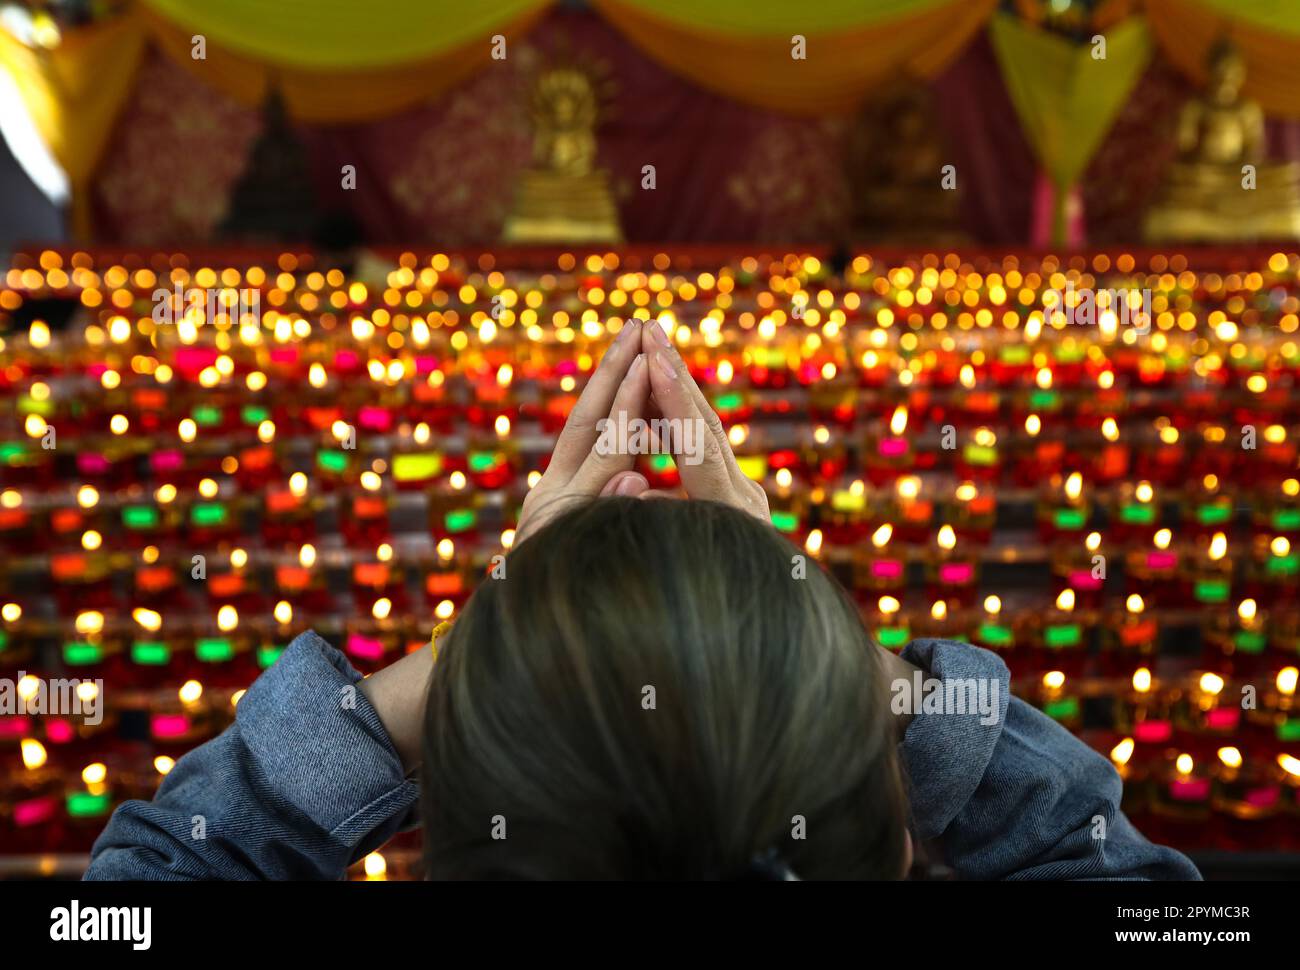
[92,9,853,246]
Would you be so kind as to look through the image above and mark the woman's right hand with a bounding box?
[638,322,771,523]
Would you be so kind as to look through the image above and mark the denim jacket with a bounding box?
[83,632,1201,880]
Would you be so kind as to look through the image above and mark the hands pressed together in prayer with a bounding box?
[514,317,771,543]
[362,327,916,773]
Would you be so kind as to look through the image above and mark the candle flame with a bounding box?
[1277,667,1298,696]
[1132,667,1152,693]
[133,607,162,632]
[21,738,47,770]
[871,524,893,548]
[804,529,823,556]
[889,405,908,437]
[364,852,388,880]
[937,525,956,551]
[1237,598,1258,623]
[1153,529,1172,550]
[1208,532,1227,561]
[1175,753,1193,776]
[1064,472,1083,502]
[1042,670,1065,691]
[217,605,238,632]
[75,610,104,635]
[1217,746,1243,769]
[1110,738,1135,767]
[1125,594,1144,614]
[1199,672,1225,696]
[1055,589,1075,612]
[878,596,900,616]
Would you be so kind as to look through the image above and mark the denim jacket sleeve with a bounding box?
[84,631,1199,881]
[899,638,1201,880]
[83,631,420,881]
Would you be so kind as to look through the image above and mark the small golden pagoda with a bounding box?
[1145,39,1300,243]
[502,68,623,244]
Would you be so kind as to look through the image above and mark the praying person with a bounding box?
[84,321,1199,881]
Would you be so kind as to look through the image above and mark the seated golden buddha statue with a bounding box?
[502,68,623,244]
[1145,40,1300,242]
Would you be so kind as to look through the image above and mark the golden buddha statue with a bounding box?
[502,68,623,244]
[1145,40,1300,242]
[853,83,965,244]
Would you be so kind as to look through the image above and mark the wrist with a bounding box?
[876,645,921,741]
[359,646,434,775]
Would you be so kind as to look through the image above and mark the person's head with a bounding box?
[421,497,910,879]
[1208,37,1245,99]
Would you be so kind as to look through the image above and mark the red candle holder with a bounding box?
[1036,471,1090,543]
[1203,598,1273,678]
[1123,529,1181,608]
[970,596,1021,671]
[1148,751,1214,849]
[1098,594,1159,679]
[1026,591,1089,678]
[1031,670,1082,730]
[852,523,907,600]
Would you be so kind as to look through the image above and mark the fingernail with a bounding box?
[653,350,677,380]
[616,476,643,496]
[615,321,637,344]
[649,322,669,347]
[630,352,645,374]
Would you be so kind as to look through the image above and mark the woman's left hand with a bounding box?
[514,318,653,544]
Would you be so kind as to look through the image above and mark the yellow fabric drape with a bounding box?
[138,4,550,123]
[1186,0,1300,35]
[1146,0,1300,119]
[0,15,146,235]
[590,0,961,35]
[990,13,1152,243]
[590,0,996,116]
[139,0,553,69]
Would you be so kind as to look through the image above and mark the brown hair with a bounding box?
[421,497,909,879]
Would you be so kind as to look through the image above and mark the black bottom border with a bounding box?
[0,879,1280,957]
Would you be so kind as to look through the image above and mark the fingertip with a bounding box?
[615,472,649,497]
[599,469,648,497]
[651,349,678,383]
